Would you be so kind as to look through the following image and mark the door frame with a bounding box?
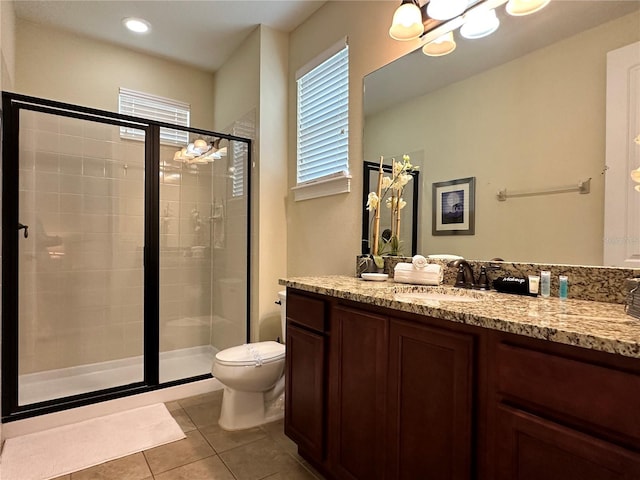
[604,41,640,267]
[1,92,252,422]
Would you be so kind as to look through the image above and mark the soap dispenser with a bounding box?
[476,266,489,290]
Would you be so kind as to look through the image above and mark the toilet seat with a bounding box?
[215,341,285,367]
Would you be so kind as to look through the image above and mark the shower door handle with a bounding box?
[18,223,29,238]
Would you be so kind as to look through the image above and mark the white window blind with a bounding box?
[296,41,349,187]
[231,116,255,198]
[118,88,190,145]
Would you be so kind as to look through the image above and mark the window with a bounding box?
[230,113,256,198]
[294,39,350,201]
[118,88,190,145]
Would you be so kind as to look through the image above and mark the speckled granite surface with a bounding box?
[357,256,640,304]
[280,275,640,359]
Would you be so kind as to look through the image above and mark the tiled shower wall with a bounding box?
[17,109,247,376]
[18,111,146,374]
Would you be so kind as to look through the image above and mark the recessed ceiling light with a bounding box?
[123,17,151,34]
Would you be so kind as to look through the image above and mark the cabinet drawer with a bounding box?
[286,290,327,333]
[495,404,640,480]
[497,343,640,442]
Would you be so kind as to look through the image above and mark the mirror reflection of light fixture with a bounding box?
[506,0,551,16]
[173,138,227,164]
[427,0,467,21]
[389,0,424,41]
[460,8,500,39]
[422,31,457,56]
[389,0,550,57]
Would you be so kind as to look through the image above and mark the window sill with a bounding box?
[292,173,352,202]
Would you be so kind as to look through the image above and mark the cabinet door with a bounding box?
[387,319,475,480]
[330,306,388,480]
[496,404,640,480]
[285,323,325,462]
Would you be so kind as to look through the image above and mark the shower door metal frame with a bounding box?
[1,92,252,423]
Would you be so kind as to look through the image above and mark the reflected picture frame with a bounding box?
[362,161,420,255]
[432,177,475,236]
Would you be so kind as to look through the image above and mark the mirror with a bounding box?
[363,1,640,266]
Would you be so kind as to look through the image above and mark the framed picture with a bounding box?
[361,161,420,255]
[432,177,475,236]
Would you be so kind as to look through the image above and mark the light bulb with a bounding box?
[194,139,208,150]
[422,31,457,56]
[460,8,500,39]
[427,0,467,21]
[505,0,551,16]
[389,3,424,41]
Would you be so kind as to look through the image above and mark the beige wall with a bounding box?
[15,19,215,129]
[211,25,289,342]
[257,26,288,342]
[287,1,417,276]
[1,0,16,90]
[212,27,260,133]
[211,28,259,341]
[0,0,15,445]
[364,11,640,265]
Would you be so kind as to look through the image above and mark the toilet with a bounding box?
[212,290,287,430]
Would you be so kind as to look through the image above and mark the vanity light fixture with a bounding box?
[392,0,550,57]
[123,17,151,34]
[460,8,500,39]
[505,0,551,16]
[389,0,424,41]
[422,31,457,56]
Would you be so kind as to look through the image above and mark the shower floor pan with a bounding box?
[18,345,216,406]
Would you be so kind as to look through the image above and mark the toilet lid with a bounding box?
[215,341,285,367]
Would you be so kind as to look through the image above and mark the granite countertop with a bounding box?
[280,275,640,359]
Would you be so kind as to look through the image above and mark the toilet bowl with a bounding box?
[211,290,287,431]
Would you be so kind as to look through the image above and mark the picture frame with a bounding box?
[361,161,420,255]
[432,177,475,236]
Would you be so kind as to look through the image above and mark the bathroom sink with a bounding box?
[393,291,484,303]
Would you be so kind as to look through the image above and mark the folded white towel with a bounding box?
[412,255,429,269]
[394,262,443,285]
[395,262,442,274]
[394,271,441,286]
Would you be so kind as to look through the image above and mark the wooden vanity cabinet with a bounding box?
[488,332,640,480]
[284,291,328,466]
[285,288,478,480]
[386,319,475,480]
[328,305,388,480]
[284,287,640,479]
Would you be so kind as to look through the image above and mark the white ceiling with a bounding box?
[13,0,327,72]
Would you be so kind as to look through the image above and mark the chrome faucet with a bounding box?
[449,259,476,289]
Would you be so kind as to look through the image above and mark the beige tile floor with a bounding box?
[52,390,325,480]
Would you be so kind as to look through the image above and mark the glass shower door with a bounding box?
[17,109,146,405]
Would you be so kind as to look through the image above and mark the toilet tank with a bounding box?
[278,290,287,343]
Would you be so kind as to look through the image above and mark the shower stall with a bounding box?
[1,92,251,421]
